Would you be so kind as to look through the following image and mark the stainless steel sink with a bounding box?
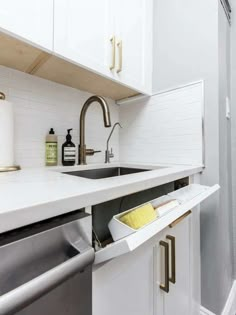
[63,167,151,179]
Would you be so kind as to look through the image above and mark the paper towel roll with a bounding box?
[0,99,14,166]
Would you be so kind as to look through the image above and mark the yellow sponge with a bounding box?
[119,203,156,230]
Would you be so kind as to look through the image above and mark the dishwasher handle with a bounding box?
[0,245,95,315]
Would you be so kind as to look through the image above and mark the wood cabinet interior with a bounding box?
[0,32,139,100]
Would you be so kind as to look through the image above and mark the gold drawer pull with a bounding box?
[169,210,192,228]
[159,240,169,293]
[110,36,116,70]
[116,40,122,73]
[166,235,176,284]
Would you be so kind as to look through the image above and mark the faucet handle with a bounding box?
[86,149,102,156]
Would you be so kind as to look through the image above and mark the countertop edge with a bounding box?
[0,165,203,234]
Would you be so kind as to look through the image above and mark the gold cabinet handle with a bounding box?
[169,210,192,228]
[159,240,169,293]
[116,40,123,73]
[166,235,176,284]
[110,36,116,70]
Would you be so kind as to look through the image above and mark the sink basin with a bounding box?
[63,167,151,179]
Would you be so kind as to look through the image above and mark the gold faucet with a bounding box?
[79,96,111,165]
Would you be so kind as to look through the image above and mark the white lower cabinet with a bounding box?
[93,183,219,315]
[155,216,191,315]
[93,215,192,315]
[93,240,155,315]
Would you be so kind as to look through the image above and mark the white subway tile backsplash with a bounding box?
[0,66,119,168]
[0,65,203,169]
[119,82,204,166]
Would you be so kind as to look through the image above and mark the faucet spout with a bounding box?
[105,122,122,163]
[79,95,111,165]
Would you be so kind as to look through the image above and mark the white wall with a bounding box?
[0,66,119,168]
[152,0,232,313]
[119,82,203,166]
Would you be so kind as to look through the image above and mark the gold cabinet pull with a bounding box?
[169,210,192,228]
[159,240,169,293]
[116,40,123,73]
[110,36,116,70]
[166,235,176,284]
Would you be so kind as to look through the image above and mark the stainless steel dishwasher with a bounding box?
[0,210,94,315]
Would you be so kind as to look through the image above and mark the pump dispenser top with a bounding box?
[66,129,73,142]
[49,128,55,135]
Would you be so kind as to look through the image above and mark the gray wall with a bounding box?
[218,2,234,310]
[153,0,233,313]
[231,0,236,278]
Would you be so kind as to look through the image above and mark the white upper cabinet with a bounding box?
[0,0,53,51]
[0,0,152,94]
[112,0,153,93]
[54,0,153,94]
[54,0,113,78]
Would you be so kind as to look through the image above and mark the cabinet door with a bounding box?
[113,0,153,93]
[164,217,191,315]
[153,232,165,315]
[93,240,155,315]
[0,0,53,50]
[54,0,113,78]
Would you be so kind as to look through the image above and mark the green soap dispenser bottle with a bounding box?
[62,129,76,166]
[46,128,58,166]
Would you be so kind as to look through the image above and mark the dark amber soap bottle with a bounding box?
[62,129,76,166]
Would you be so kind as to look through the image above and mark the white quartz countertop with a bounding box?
[0,162,203,233]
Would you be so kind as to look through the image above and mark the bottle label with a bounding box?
[46,142,58,165]
[64,147,76,161]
